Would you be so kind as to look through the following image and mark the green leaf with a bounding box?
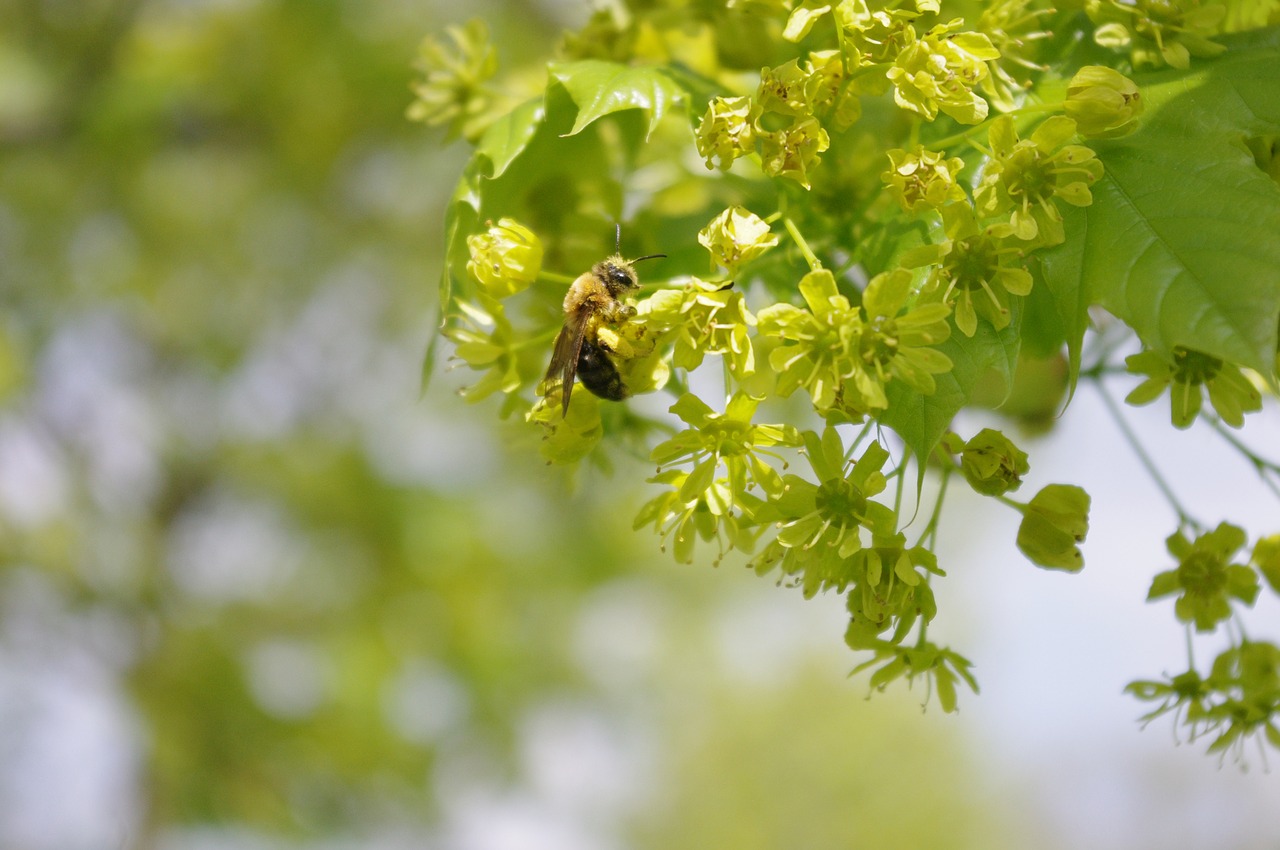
[436,83,622,321]
[420,304,444,397]
[550,60,688,139]
[477,97,546,179]
[881,305,1022,482]
[1042,32,1280,379]
[1021,258,1070,361]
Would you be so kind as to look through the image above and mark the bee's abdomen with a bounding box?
[576,339,627,401]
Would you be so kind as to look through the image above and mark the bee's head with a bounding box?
[597,251,665,296]
[596,257,641,296]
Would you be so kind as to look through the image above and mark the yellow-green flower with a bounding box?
[756,269,864,411]
[639,392,797,564]
[695,96,759,170]
[974,115,1103,247]
[595,321,670,399]
[757,267,951,414]
[1065,66,1144,138]
[635,469,760,565]
[1087,0,1227,69]
[697,206,779,274]
[959,428,1028,496]
[887,21,999,124]
[445,301,528,404]
[838,2,915,67]
[757,59,812,117]
[759,116,830,189]
[465,218,543,299]
[526,388,602,464]
[805,50,862,131]
[638,276,755,377]
[882,145,968,213]
[407,19,499,142]
[1015,484,1090,572]
[906,202,1032,337]
[1125,347,1262,429]
[651,392,801,502]
[974,0,1057,112]
[853,269,953,409]
[751,432,900,597]
[844,535,943,645]
[1147,523,1259,632]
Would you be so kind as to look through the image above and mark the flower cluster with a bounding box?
[695,51,842,189]
[425,0,1280,731]
[887,19,999,124]
[1087,0,1228,69]
[757,268,952,415]
[696,10,1008,188]
[408,19,499,141]
[887,107,1116,338]
[1126,640,1280,758]
[1130,523,1280,756]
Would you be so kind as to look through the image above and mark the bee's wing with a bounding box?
[545,309,590,416]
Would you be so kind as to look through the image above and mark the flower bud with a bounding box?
[1065,65,1143,139]
[960,428,1029,496]
[1016,484,1090,572]
[466,218,543,299]
[882,146,967,213]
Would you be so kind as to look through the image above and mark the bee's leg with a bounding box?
[601,301,636,324]
[594,325,638,359]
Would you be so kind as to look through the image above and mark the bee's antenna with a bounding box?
[614,222,622,255]
[631,254,667,264]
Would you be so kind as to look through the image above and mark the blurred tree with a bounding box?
[0,1,1035,847]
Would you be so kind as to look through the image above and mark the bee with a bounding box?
[544,228,665,416]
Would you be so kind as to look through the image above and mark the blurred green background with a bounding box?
[2,2,1278,849]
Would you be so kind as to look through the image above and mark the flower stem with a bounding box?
[1094,377,1200,531]
[928,101,1059,151]
[782,215,822,271]
[1206,417,1280,500]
